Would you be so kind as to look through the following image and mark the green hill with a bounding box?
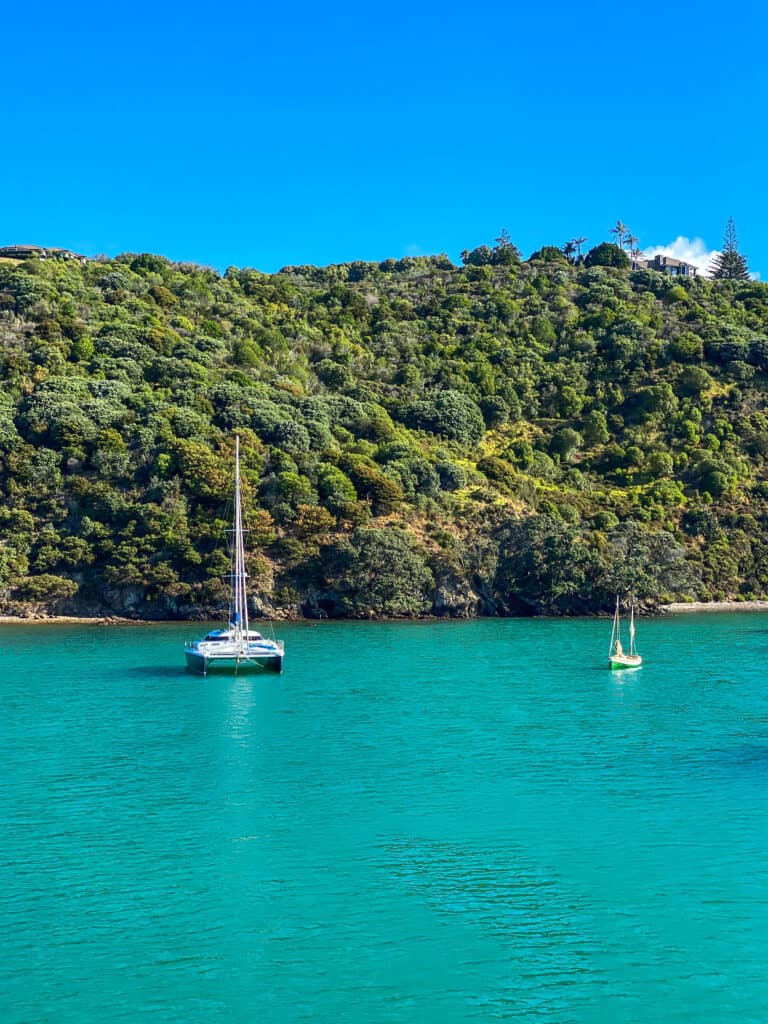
[2,241,768,618]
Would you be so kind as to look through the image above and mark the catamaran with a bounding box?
[185,436,284,675]
[607,595,642,670]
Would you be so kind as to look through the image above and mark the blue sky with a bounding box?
[3,1,766,276]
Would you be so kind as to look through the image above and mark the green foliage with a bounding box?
[529,246,568,263]
[477,456,517,491]
[12,574,78,605]
[550,428,583,460]
[326,528,433,616]
[494,515,599,614]
[317,462,358,512]
[677,366,712,397]
[171,439,229,500]
[584,243,630,269]
[494,516,691,614]
[479,395,510,428]
[436,460,467,491]
[460,230,521,268]
[341,456,404,513]
[599,523,692,598]
[667,332,703,362]
[710,218,750,280]
[405,390,485,445]
[1,243,768,617]
[582,410,609,446]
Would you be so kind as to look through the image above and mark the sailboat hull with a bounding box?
[608,595,642,670]
[608,654,642,670]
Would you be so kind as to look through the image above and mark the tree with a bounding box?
[550,427,583,460]
[598,523,692,601]
[582,409,610,446]
[610,221,628,250]
[562,240,577,263]
[170,439,229,500]
[12,573,78,608]
[678,365,712,397]
[709,218,749,280]
[330,528,433,616]
[460,231,521,267]
[411,390,485,445]
[494,515,600,615]
[529,246,568,263]
[293,504,335,539]
[317,462,357,514]
[479,395,510,427]
[573,236,588,259]
[342,457,404,514]
[584,242,630,269]
[492,228,521,264]
[625,234,643,261]
[460,245,493,267]
[477,456,517,491]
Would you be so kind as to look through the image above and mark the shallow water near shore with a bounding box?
[2,614,768,1022]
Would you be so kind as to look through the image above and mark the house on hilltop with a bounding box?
[0,244,90,263]
[631,253,699,277]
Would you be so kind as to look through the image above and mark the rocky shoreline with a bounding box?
[4,600,768,625]
[660,600,768,613]
[0,614,154,625]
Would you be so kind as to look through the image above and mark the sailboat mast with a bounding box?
[629,600,636,656]
[232,435,250,646]
[609,594,620,655]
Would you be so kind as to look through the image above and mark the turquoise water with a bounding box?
[2,614,767,1023]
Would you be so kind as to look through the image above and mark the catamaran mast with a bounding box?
[232,435,250,648]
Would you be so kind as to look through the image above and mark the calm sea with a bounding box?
[2,614,767,1023]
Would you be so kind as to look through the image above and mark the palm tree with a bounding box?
[562,240,577,263]
[625,234,643,262]
[573,236,587,259]
[610,221,628,250]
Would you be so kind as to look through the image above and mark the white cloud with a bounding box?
[642,236,719,277]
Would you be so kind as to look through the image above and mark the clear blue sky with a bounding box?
[3,0,766,275]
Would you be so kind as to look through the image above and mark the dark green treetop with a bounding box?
[710,218,749,280]
[584,242,630,268]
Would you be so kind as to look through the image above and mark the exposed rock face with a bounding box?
[103,584,146,614]
[301,589,339,619]
[431,574,487,618]
[1,578,532,621]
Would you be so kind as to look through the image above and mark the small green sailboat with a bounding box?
[608,595,642,670]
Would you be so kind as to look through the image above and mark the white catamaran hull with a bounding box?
[185,640,283,674]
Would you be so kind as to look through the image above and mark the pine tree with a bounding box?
[710,218,750,279]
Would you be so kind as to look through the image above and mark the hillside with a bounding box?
[2,241,768,619]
